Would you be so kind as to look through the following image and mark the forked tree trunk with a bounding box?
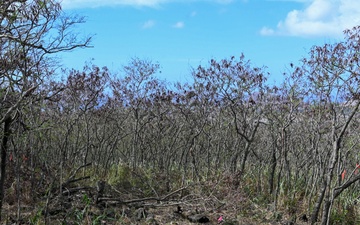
[315,101,360,225]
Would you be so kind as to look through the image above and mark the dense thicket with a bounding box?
[1,1,360,224]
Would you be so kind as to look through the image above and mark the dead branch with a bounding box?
[65,176,90,186]
[97,186,189,205]
[333,173,360,199]
[62,162,92,187]
[61,186,93,196]
[160,186,188,201]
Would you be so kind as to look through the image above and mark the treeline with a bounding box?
[1,1,360,224]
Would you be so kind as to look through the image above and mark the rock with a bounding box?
[174,205,183,214]
[95,180,106,204]
[299,214,308,222]
[96,180,106,193]
[187,214,210,223]
[222,221,237,225]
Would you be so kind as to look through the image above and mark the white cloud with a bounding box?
[142,20,156,29]
[173,21,185,28]
[261,0,360,37]
[61,0,234,9]
[260,27,275,36]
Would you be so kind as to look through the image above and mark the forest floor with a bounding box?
[2,165,313,225]
[2,185,310,225]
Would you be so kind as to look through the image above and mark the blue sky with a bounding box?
[58,0,360,84]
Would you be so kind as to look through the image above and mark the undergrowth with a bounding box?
[2,163,359,224]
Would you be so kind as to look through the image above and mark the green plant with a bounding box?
[330,210,348,225]
[91,214,107,225]
[29,209,43,225]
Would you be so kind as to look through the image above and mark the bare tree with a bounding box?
[110,58,161,168]
[297,26,360,225]
[193,55,268,178]
[0,0,91,220]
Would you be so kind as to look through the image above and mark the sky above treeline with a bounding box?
[58,0,360,84]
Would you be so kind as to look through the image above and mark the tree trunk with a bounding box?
[230,152,238,173]
[269,145,277,195]
[0,116,12,222]
[311,178,326,224]
[320,197,331,225]
[239,142,251,175]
